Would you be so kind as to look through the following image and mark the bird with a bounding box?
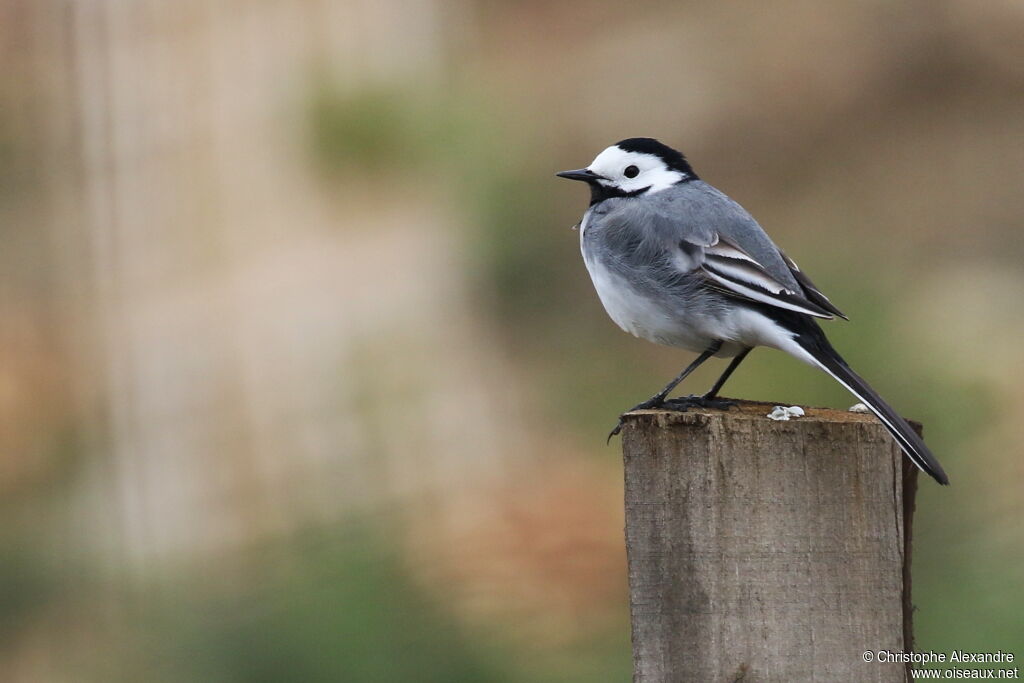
[556,137,949,485]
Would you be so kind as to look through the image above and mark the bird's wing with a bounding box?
[604,185,841,320]
[778,250,848,320]
[696,235,837,319]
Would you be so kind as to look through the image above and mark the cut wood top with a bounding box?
[623,398,915,427]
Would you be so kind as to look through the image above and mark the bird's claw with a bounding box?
[606,396,665,443]
[606,422,623,444]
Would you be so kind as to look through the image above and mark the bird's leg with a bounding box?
[696,346,752,403]
[662,347,753,413]
[608,341,722,441]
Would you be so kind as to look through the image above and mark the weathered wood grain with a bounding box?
[621,401,916,682]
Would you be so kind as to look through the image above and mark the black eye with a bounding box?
[624,165,640,178]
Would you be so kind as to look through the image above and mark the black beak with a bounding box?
[556,168,604,183]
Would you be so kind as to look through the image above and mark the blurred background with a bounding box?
[1,0,1022,680]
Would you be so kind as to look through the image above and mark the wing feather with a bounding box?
[696,236,835,318]
[779,251,848,320]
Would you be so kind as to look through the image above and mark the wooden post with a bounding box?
[620,400,918,682]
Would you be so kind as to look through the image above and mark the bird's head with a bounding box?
[556,137,696,204]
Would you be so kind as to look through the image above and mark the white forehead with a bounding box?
[589,146,666,175]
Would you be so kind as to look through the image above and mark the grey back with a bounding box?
[589,181,801,293]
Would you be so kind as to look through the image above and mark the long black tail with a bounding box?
[788,317,949,485]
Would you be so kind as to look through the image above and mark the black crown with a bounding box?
[615,137,696,177]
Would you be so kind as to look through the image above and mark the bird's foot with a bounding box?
[607,396,665,443]
[607,395,738,443]
[663,394,738,412]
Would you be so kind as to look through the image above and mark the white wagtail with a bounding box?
[557,137,948,485]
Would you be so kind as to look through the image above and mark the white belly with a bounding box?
[582,250,708,350]
[579,210,688,346]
